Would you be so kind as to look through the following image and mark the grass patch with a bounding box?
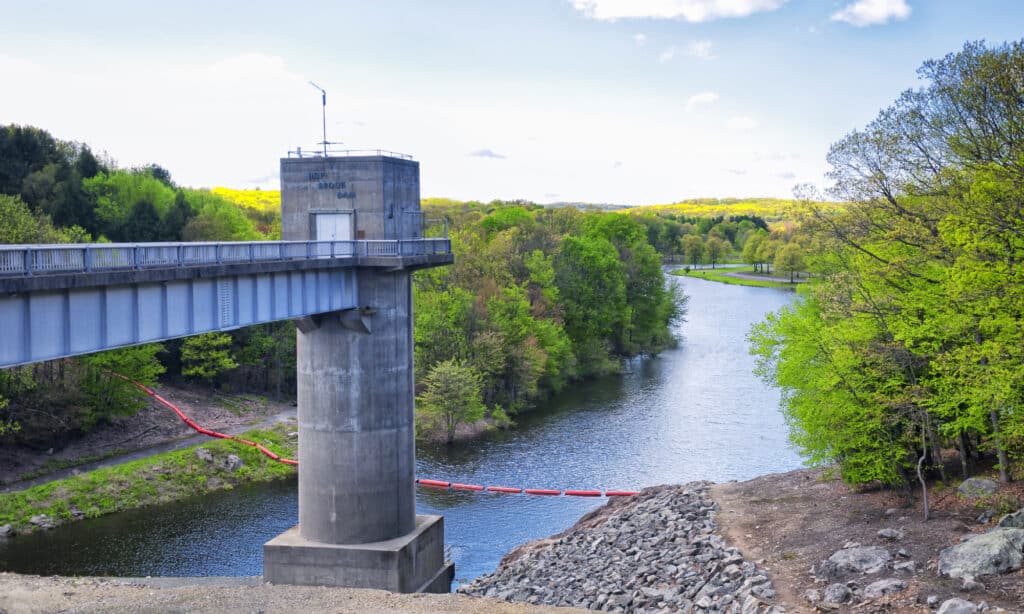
[671,266,798,289]
[0,424,297,533]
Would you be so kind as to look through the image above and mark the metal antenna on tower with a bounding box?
[309,81,329,156]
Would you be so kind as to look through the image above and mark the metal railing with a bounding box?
[287,148,414,160]
[0,239,452,277]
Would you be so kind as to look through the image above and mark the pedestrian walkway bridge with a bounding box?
[0,238,452,369]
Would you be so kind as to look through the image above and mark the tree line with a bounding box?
[413,201,685,441]
[750,40,1024,493]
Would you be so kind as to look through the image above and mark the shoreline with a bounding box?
[0,421,298,537]
[669,266,803,289]
[3,467,1023,612]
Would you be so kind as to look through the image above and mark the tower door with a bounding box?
[314,212,354,256]
[315,212,353,241]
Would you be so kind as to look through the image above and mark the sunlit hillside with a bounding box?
[212,187,281,213]
[628,198,840,221]
[214,192,838,224]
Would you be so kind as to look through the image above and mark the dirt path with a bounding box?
[0,385,296,492]
[720,270,805,283]
[0,573,584,614]
[712,468,1024,612]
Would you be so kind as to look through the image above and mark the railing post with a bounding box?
[24,249,32,276]
[249,243,255,263]
[216,244,222,264]
[134,246,142,270]
[177,245,183,267]
[84,247,92,272]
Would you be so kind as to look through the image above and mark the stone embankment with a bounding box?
[459,482,785,613]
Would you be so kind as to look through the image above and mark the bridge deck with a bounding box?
[0,238,451,276]
[0,239,452,368]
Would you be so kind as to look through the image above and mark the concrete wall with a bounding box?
[281,156,421,241]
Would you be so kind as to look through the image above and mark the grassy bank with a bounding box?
[671,266,798,289]
[0,424,296,534]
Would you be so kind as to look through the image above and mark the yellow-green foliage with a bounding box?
[0,425,297,533]
[212,187,281,213]
[627,198,840,222]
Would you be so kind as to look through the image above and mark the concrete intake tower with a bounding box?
[262,153,454,592]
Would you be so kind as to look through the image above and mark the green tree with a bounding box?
[682,234,704,266]
[756,40,1024,489]
[704,236,726,269]
[79,344,166,428]
[416,359,486,444]
[742,231,766,272]
[773,243,806,283]
[0,194,66,243]
[750,295,915,486]
[182,190,262,241]
[554,234,627,370]
[83,169,177,241]
[181,333,238,390]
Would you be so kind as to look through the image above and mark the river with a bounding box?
[0,274,803,585]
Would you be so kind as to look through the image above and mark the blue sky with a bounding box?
[1,1,1021,204]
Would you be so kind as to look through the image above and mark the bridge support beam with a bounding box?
[265,269,452,592]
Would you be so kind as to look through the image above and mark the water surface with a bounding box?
[0,275,802,584]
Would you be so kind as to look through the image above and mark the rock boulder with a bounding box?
[937,598,978,614]
[957,478,998,498]
[997,509,1024,529]
[862,578,906,599]
[818,546,891,577]
[822,583,851,604]
[938,528,1024,579]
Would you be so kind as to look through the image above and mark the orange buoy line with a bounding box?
[124,374,637,498]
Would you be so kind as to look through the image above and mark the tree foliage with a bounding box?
[752,40,1024,486]
[417,359,486,444]
[181,333,238,389]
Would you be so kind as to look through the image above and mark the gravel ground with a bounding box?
[460,482,785,613]
[0,573,585,614]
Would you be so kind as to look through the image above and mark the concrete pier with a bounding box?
[296,269,415,544]
[263,154,453,592]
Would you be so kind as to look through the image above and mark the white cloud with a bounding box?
[569,0,789,22]
[468,149,507,159]
[830,0,911,27]
[633,33,648,46]
[658,47,676,63]
[685,91,720,111]
[727,116,758,131]
[686,40,714,59]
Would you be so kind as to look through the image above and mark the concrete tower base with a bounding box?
[263,515,454,593]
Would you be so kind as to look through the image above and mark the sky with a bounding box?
[1,0,1021,205]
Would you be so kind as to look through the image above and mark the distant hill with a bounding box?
[214,191,838,223]
[629,198,839,221]
[212,187,280,213]
[543,201,632,210]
